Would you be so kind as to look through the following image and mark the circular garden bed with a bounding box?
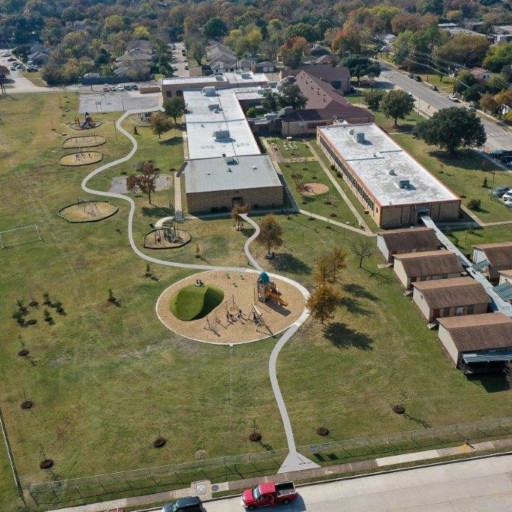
[62,135,106,149]
[58,201,118,223]
[60,151,103,167]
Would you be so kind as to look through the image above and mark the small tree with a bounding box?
[351,239,375,269]
[149,112,171,139]
[256,214,284,256]
[307,284,341,324]
[482,177,488,188]
[108,289,116,303]
[126,160,160,205]
[468,198,481,211]
[363,90,385,111]
[314,254,331,285]
[231,204,250,230]
[381,90,415,128]
[163,97,186,125]
[341,55,380,85]
[329,247,347,282]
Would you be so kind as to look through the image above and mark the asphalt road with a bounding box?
[170,41,190,78]
[203,454,512,511]
[380,65,512,152]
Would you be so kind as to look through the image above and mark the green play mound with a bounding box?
[170,285,224,321]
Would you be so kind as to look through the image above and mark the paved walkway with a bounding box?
[299,209,374,237]
[81,109,317,474]
[48,438,512,512]
[306,142,373,234]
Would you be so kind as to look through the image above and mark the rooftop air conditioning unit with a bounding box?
[203,86,217,96]
[214,130,230,141]
[208,103,220,110]
[356,132,365,143]
[398,178,410,189]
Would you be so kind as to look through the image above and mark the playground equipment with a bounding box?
[73,112,101,130]
[257,272,288,307]
[157,220,183,244]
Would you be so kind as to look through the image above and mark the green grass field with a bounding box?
[267,137,312,158]
[170,285,224,321]
[1,93,512,511]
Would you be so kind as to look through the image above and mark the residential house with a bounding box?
[470,67,492,81]
[492,25,512,43]
[437,313,512,373]
[28,43,50,65]
[496,269,512,304]
[412,277,490,323]
[377,227,442,264]
[393,250,464,289]
[281,64,351,93]
[252,61,277,74]
[473,242,512,281]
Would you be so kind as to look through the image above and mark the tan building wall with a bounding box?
[412,288,489,322]
[394,259,461,289]
[437,326,460,366]
[186,185,283,214]
[282,113,375,137]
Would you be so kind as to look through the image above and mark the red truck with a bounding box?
[242,481,298,509]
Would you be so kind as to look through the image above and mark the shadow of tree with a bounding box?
[141,205,172,218]
[340,296,372,316]
[343,283,378,301]
[271,253,312,274]
[323,322,373,350]
[159,136,182,146]
[404,413,431,429]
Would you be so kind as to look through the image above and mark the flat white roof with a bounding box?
[185,155,282,194]
[184,86,262,159]
[162,71,267,87]
[318,124,459,207]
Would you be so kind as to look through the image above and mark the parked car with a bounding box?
[132,84,139,90]
[492,186,510,198]
[184,65,189,70]
[448,94,459,102]
[414,75,422,81]
[242,481,298,509]
[116,84,125,91]
[7,56,15,61]
[103,86,110,92]
[110,85,116,91]
[502,192,512,202]
[408,73,414,79]
[161,496,202,512]
[10,66,16,71]
[124,84,132,90]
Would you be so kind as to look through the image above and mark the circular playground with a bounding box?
[156,270,306,344]
[58,200,119,223]
[303,183,329,196]
[60,151,103,167]
[144,227,191,249]
[62,135,106,149]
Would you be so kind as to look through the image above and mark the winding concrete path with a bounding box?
[81,108,318,473]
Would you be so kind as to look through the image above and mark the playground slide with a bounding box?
[269,291,288,307]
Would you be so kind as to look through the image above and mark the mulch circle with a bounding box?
[153,437,167,448]
[40,459,54,470]
[29,301,39,307]
[249,432,262,442]
[21,400,33,410]
[316,427,330,436]
[18,349,29,357]
[25,319,37,326]
[393,405,406,415]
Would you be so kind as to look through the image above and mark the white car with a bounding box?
[116,84,125,91]
[448,94,459,102]
[502,192,512,202]
[504,200,512,209]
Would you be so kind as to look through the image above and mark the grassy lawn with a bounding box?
[2,93,512,510]
[418,73,454,93]
[279,161,359,225]
[267,137,312,159]
[21,70,47,87]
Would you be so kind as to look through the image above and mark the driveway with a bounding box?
[380,64,512,152]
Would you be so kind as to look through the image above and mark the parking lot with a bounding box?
[79,90,160,113]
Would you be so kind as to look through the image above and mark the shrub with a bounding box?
[468,198,481,210]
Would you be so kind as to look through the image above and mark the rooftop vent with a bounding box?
[356,132,365,144]
[388,169,396,176]
[226,156,237,165]
[214,130,230,141]
[398,178,411,189]
[208,103,220,110]
[203,86,217,96]
[252,165,257,170]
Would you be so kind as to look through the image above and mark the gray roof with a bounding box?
[185,155,282,194]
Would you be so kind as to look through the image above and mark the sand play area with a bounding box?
[303,183,329,195]
[156,270,307,344]
[62,135,106,149]
[58,201,118,222]
[60,151,103,166]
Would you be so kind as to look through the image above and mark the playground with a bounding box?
[144,222,191,249]
[58,199,118,222]
[71,112,102,130]
[156,270,306,344]
[62,135,106,149]
[60,150,103,166]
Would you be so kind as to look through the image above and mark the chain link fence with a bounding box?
[28,416,512,507]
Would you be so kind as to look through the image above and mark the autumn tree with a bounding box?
[279,37,310,69]
[329,247,347,282]
[231,204,249,230]
[149,112,171,139]
[307,284,341,324]
[351,239,375,269]
[126,160,160,205]
[256,214,283,256]
[314,254,331,285]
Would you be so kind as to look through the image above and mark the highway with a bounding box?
[380,64,512,152]
[203,454,512,511]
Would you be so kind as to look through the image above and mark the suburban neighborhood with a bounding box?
[1,1,512,511]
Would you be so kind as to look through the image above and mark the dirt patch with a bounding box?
[303,183,329,196]
[109,175,173,194]
[59,201,118,222]
[62,135,106,149]
[60,151,103,167]
[156,270,306,344]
